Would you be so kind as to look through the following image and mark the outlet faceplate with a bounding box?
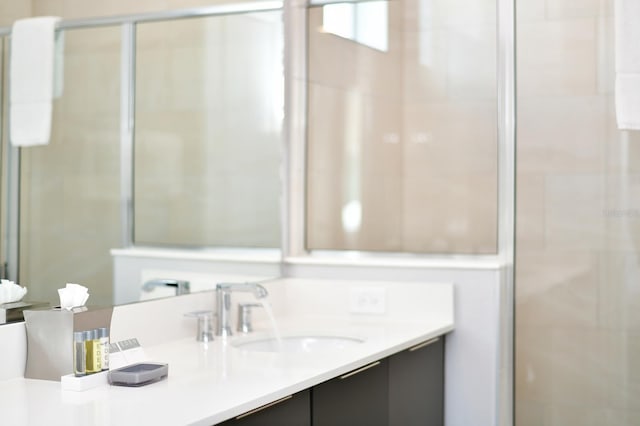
[349,287,387,314]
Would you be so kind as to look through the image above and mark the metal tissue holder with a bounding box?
[23,306,113,381]
[0,301,48,324]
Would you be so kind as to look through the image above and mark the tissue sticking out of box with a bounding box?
[0,279,28,304]
[58,283,89,310]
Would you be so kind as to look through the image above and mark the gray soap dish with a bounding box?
[108,362,168,387]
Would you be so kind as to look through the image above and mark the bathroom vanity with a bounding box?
[219,336,444,426]
[0,279,454,425]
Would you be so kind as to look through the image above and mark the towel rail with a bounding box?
[0,1,283,36]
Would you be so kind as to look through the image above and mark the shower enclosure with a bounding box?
[514,2,640,425]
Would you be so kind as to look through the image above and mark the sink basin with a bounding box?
[232,334,365,353]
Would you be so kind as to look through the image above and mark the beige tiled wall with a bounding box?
[0,1,31,26]
[515,0,640,424]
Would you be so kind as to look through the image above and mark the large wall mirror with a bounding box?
[2,7,284,309]
[1,0,499,315]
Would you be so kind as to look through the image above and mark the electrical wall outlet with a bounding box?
[349,287,387,314]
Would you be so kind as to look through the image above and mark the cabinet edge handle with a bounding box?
[339,361,381,380]
[408,337,440,352]
[235,395,293,420]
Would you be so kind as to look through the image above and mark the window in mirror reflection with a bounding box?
[306,0,498,254]
[322,1,388,52]
[134,12,283,249]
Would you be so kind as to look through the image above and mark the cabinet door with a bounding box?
[217,390,310,426]
[389,337,444,426]
[312,359,388,426]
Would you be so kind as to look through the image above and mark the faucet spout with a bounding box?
[215,282,269,337]
[216,282,268,299]
[142,278,191,296]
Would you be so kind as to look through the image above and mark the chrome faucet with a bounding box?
[215,282,268,337]
[142,278,191,296]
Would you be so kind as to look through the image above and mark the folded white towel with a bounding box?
[9,16,61,147]
[615,0,640,130]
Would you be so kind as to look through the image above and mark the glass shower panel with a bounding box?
[18,27,121,306]
[515,2,640,424]
[134,11,283,248]
[306,0,498,254]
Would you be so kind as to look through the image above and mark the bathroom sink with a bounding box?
[232,334,365,353]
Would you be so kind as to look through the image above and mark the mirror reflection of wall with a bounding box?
[306,0,498,254]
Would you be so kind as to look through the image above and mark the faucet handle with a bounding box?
[237,303,262,334]
[185,310,215,342]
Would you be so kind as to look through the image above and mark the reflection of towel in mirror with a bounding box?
[615,0,640,130]
[9,16,61,146]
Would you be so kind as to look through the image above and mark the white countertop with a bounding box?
[0,317,452,426]
[0,279,454,425]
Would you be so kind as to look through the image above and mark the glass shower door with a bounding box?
[515,2,640,424]
[17,26,121,306]
[134,11,284,249]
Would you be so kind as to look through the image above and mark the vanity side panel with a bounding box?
[0,322,26,380]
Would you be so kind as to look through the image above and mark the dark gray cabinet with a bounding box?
[389,337,444,426]
[216,336,445,426]
[218,390,311,426]
[312,359,389,426]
